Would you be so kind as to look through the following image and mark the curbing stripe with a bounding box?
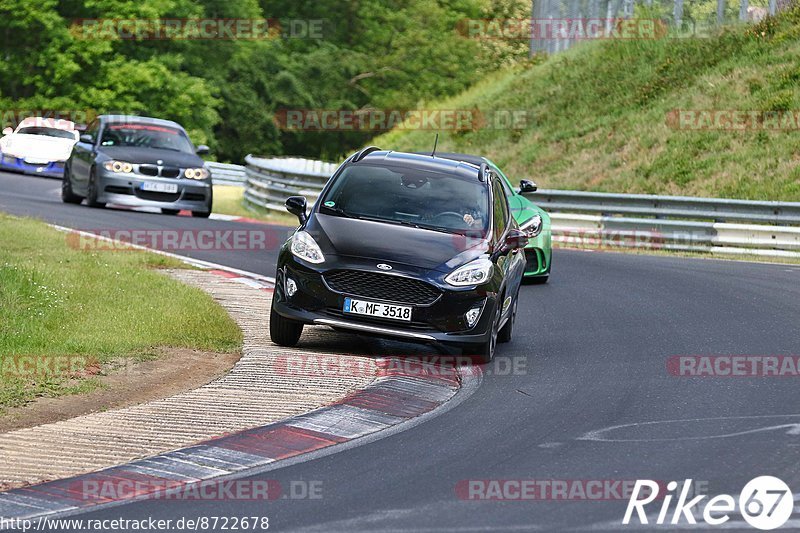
[0,346,466,524]
[0,366,463,521]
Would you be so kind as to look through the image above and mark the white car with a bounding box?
[0,117,79,178]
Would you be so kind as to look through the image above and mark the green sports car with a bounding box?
[435,153,552,283]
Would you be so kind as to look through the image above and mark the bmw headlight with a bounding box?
[445,258,493,287]
[103,160,133,173]
[520,214,543,238]
[184,167,210,180]
[290,231,325,264]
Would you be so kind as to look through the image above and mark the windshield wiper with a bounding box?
[363,217,462,235]
[320,204,360,219]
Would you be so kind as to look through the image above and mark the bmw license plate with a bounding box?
[141,182,178,193]
[343,297,412,322]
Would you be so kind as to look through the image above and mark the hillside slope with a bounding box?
[377,10,800,201]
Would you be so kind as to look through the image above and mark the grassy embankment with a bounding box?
[213,185,298,226]
[377,10,800,201]
[0,214,242,410]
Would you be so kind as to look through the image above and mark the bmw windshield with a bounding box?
[320,164,489,235]
[100,123,195,153]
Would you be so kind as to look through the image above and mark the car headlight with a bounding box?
[184,167,210,180]
[103,160,133,173]
[445,258,493,287]
[520,214,543,238]
[290,231,325,264]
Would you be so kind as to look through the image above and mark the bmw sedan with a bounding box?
[270,148,528,363]
[62,115,212,217]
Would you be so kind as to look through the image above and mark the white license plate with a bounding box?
[141,182,178,193]
[343,297,412,322]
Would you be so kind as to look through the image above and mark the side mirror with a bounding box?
[80,134,94,144]
[504,228,529,251]
[196,144,210,155]
[285,196,308,224]
[2,127,12,136]
[519,179,537,193]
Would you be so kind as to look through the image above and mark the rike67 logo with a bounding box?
[623,476,794,530]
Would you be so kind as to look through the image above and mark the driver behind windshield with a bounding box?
[321,164,488,235]
[100,123,195,153]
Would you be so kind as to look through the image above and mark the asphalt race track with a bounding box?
[2,171,800,531]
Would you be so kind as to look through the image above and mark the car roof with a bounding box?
[98,115,185,130]
[413,152,487,167]
[358,150,483,181]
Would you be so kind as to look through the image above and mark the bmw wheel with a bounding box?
[61,163,83,204]
[86,168,106,208]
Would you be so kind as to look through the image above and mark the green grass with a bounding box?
[377,9,800,201]
[0,214,242,409]
[213,185,299,227]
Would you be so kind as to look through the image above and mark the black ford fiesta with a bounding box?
[270,148,528,362]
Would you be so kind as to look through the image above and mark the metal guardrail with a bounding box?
[238,154,800,258]
[528,189,800,226]
[243,155,338,212]
[206,161,247,186]
[549,214,800,258]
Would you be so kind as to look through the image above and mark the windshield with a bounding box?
[15,127,76,140]
[100,123,194,153]
[320,163,489,235]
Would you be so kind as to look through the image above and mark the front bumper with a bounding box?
[273,255,500,348]
[96,169,211,211]
[523,229,552,277]
[0,155,65,178]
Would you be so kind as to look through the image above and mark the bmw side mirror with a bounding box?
[519,180,537,193]
[196,145,210,155]
[285,196,308,224]
[2,127,12,136]
[80,134,94,144]
[504,229,529,251]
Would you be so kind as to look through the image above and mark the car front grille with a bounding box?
[323,270,441,306]
[137,165,181,178]
[161,167,180,178]
[138,165,159,176]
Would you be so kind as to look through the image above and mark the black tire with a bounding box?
[468,304,501,364]
[498,292,518,344]
[270,305,303,347]
[61,164,83,204]
[192,188,213,218]
[86,168,106,208]
[161,208,180,216]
